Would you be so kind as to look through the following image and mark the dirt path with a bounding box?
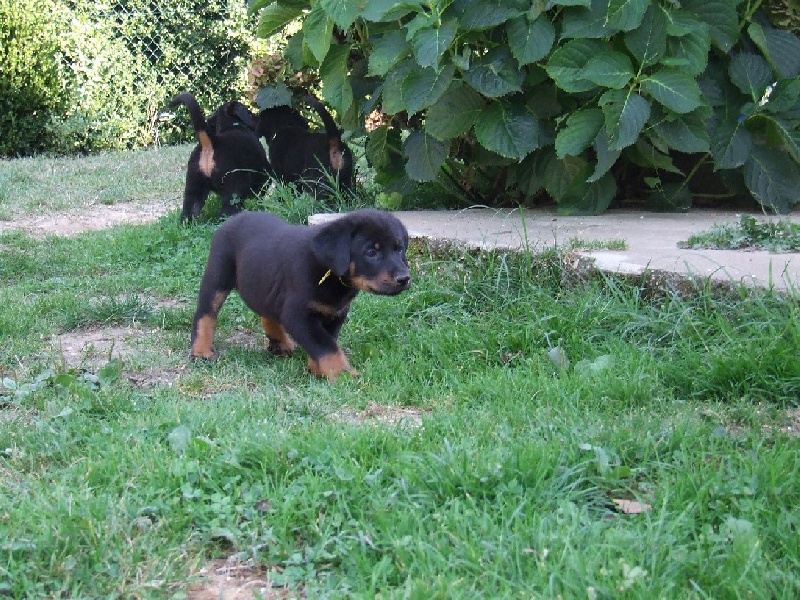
[0,198,174,236]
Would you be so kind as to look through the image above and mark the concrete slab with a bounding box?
[310,208,800,291]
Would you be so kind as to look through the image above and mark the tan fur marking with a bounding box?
[261,317,296,354]
[198,131,215,177]
[308,350,359,383]
[211,290,228,313]
[329,140,343,171]
[191,315,217,359]
[309,301,350,318]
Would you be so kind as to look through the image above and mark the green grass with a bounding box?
[682,214,800,253]
[0,144,188,220]
[2,148,800,598]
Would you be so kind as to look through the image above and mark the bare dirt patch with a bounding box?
[330,401,425,429]
[0,198,173,237]
[186,559,302,600]
[46,325,184,387]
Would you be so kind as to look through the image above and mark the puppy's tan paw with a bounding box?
[308,351,358,383]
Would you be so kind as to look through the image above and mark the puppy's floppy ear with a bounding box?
[229,102,256,129]
[311,218,354,277]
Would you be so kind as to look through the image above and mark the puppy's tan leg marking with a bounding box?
[261,317,296,355]
[191,291,228,360]
[198,131,215,177]
[329,140,344,171]
[191,315,217,359]
[210,290,228,313]
[308,350,359,383]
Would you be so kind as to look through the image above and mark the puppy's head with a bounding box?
[208,101,257,134]
[257,106,310,141]
[312,210,411,296]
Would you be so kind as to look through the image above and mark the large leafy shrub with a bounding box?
[0,0,69,156]
[253,0,800,213]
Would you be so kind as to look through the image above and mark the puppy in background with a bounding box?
[257,95,353,194]
[170,92,270,222]
[190,209,411,381]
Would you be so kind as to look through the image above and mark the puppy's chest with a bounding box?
[307,289,357,322]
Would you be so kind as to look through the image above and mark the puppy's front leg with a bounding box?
[286,315,358,382]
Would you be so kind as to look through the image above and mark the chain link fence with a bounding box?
[87,0,257,148]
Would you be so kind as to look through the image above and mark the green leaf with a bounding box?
[581,51,635,89]
[743,145,800,213]
[320,0,362,29]
[599,89,651,151]
[555,108,604,158]
[368,30,411,77]
[641,69,703,114]
[665,14,710,76]
[411,18,458,69]
[303,4,335,63]
[562,0,615,39]
[759,115,800,163]
[537,149,616,214]
[545,39,606,93]
[403,64,455,115]
[361,0,422,22]
[506,15,555,66]
[652,109,710,153]
[728,53,775,102]
[168,425,192,454]
[464,47,524,98]
[711,120,753,170]
[764,78,800,116]
[748,22,800,79]
[606,0,648,32]
[256,2,303,39]
[550,0,591,6]
[319,45,353,116]
[474,100,542,160]
[403,130,449,182]
[587,129,621,183]
[256,84,293,109]
[626,137,682,174]
[381,59,416,114]
[425,82,485,141]
[455,0,525,31]
[624,2,667,68]
[681,0,738,52]
[366,125,403,171]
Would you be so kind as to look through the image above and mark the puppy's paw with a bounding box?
[190,349,217,361]
[267,338,296,356]
[308,351,359,383]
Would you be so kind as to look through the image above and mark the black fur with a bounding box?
[190,209,411,381]
[257,96,353,193]
[170,92,270,222]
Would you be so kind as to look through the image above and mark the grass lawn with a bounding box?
[1,148,800,598]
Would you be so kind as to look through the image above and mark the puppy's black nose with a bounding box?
[396,275,411,287]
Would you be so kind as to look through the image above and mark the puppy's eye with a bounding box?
[365,248,379,258]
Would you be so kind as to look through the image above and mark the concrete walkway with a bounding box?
[311,208,800,291]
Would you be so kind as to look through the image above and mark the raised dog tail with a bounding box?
[170,92,212,150]
[304,95,347,172]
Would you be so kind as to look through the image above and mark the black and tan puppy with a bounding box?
[257,96,353,193]
[170,92,270,222]
[190,209,411,381]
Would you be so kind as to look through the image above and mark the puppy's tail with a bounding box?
[304,95,347,171]
[170,92,212,151]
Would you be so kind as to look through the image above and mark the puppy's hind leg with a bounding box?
[261,317,296,356]
[181,176,211,223]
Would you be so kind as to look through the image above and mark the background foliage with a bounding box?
[0,0,255,156]
[253,0,800,214]
[0,0,70,156]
